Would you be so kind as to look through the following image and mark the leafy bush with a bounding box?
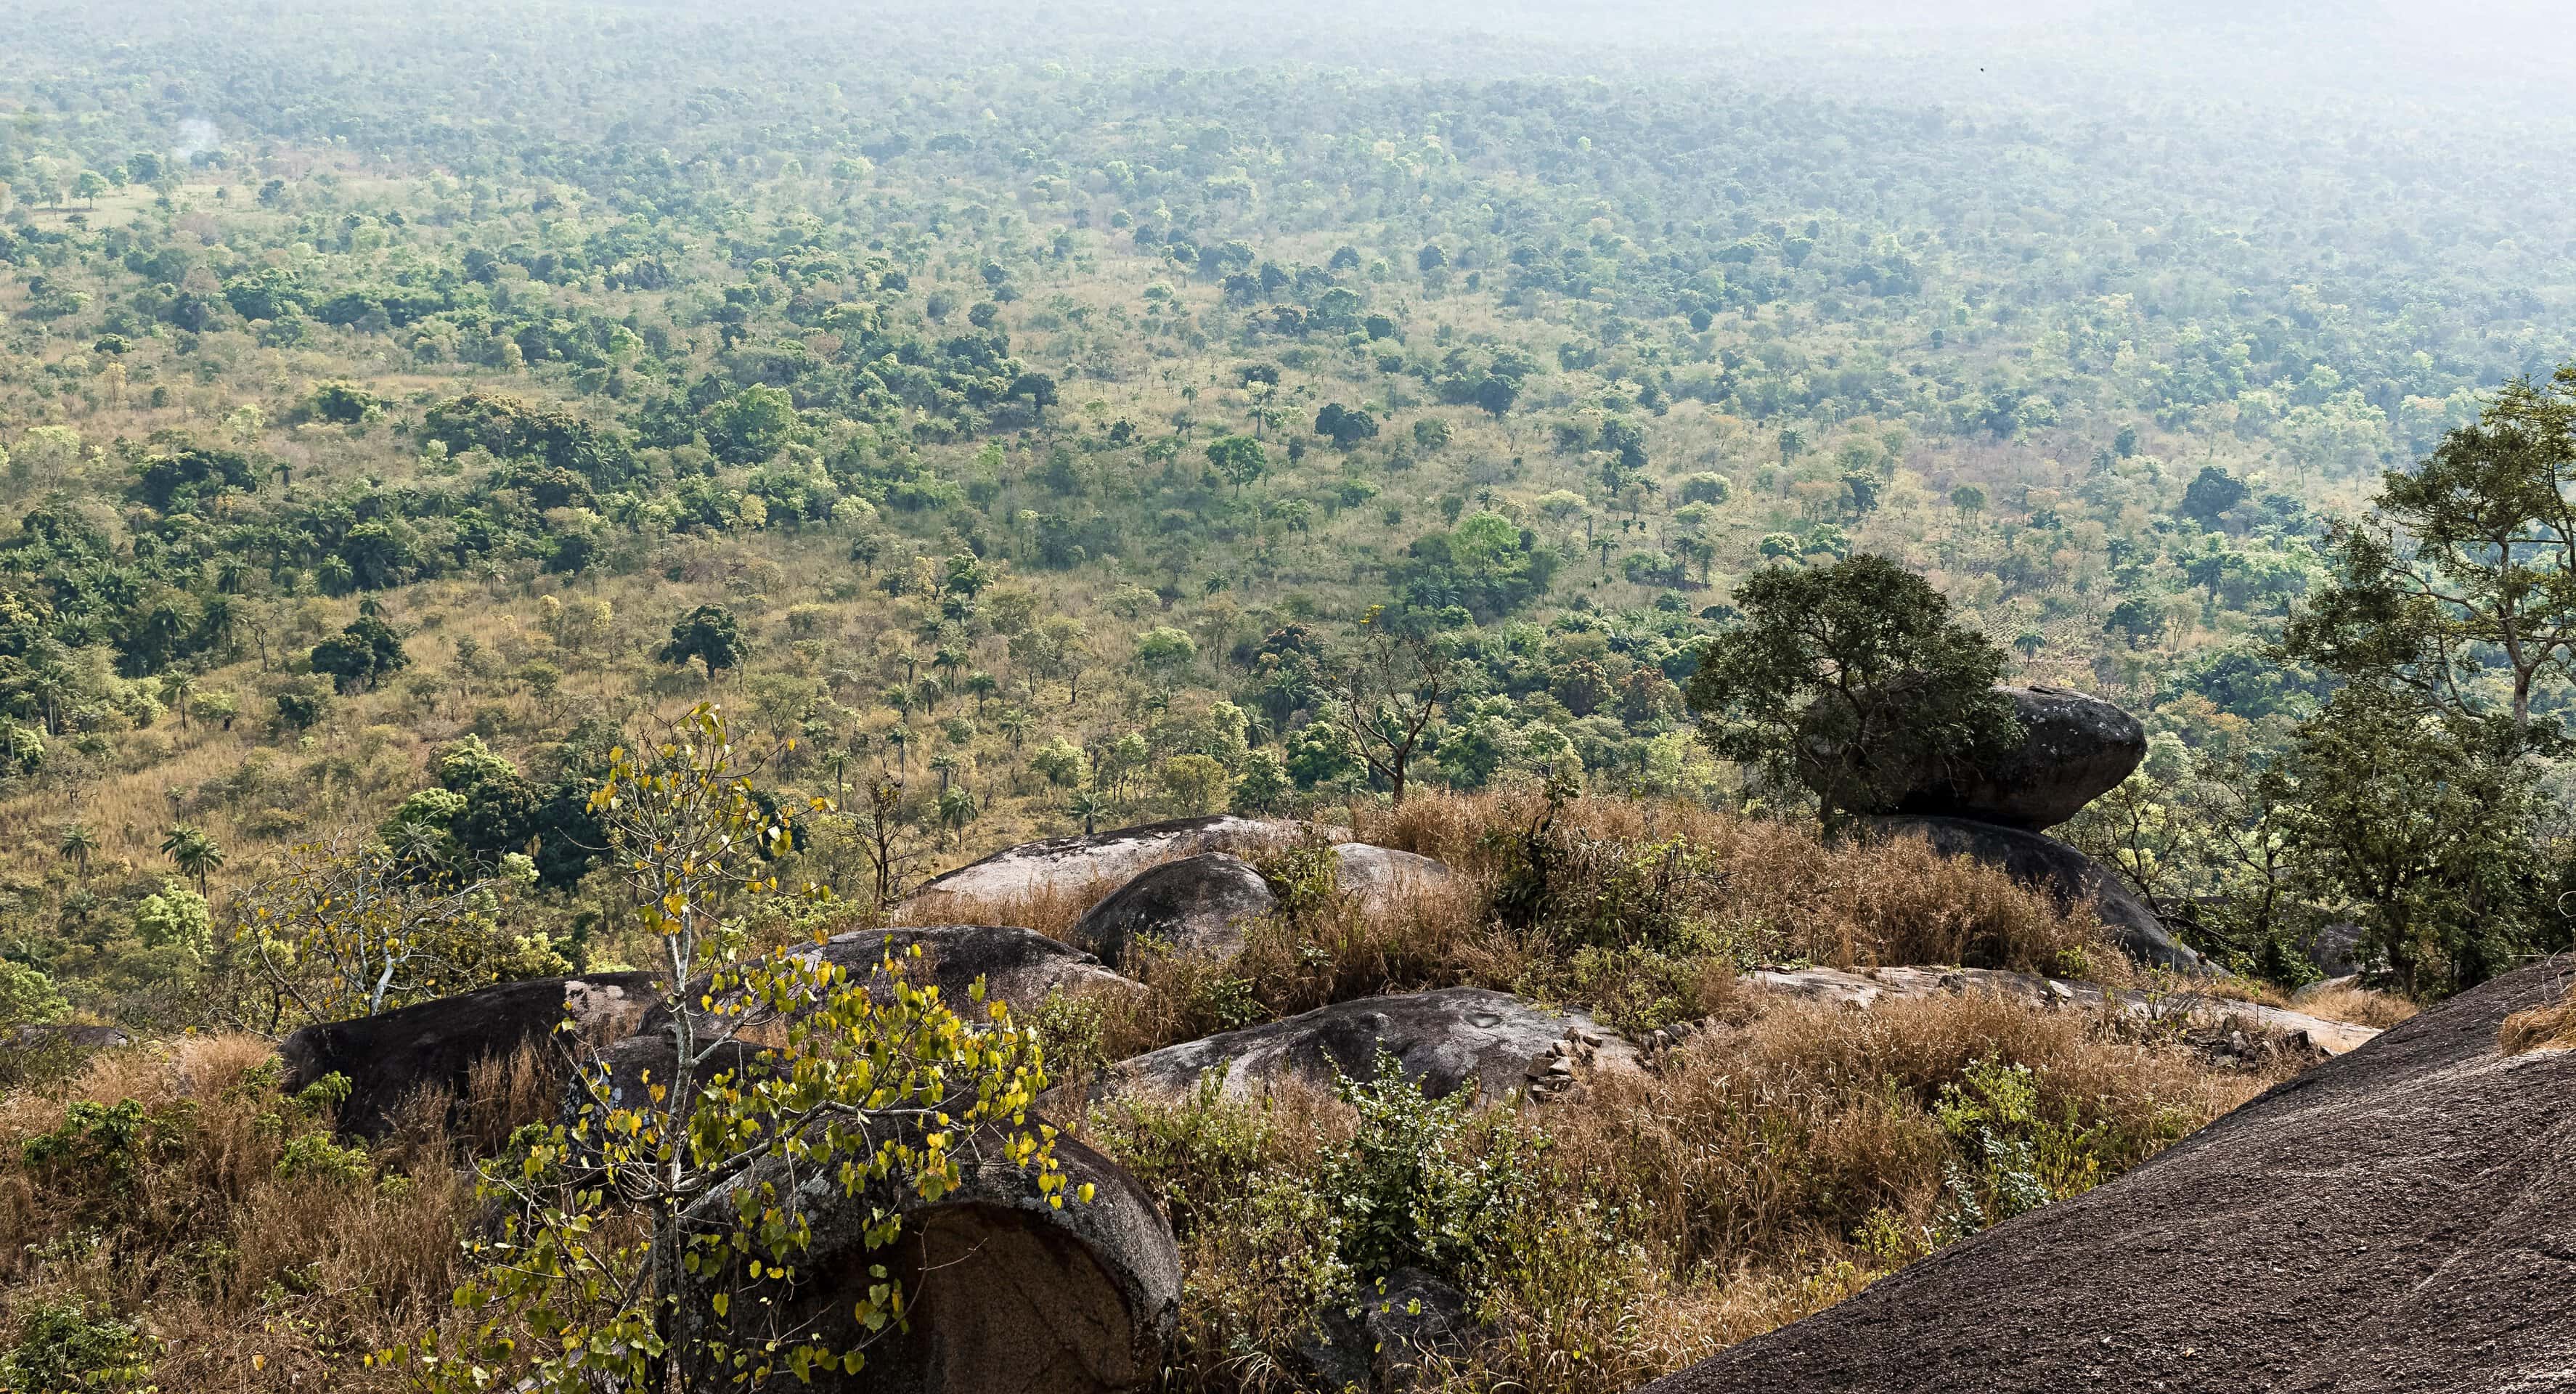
[0,1299,155,1392]
[1313,1051,1544,1287]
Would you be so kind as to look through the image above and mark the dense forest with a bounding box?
[1,2,2573,1390]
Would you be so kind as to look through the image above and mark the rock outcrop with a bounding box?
[1073,987,1637,1108]
[1293,1267,1473,1393]
[803,923,1138,1011]
[1637,958,2576,1394]
[281,972,659,1138]
[1067,852,1278,969]
[1330,842,1460,913]
[1736,963,2379,1056]
[1895,685,2145,831]
[2306,918,2365,978]
[1064,843,1461,970]
[7,1023,134,1052]
[1870,814,2201,972]
[576,1034,779,1128]
[903,816,1303,912]
[591,928,1133,1142]
[685,1128,1181,1393]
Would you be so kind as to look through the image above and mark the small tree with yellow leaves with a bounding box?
[388,704,1068,1393]
[232,834,542,1028]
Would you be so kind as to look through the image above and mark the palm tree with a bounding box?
[927,750,962,791]
[1066,787,1107,836]
[163,670,198,732]
[934,786,977,849]
[160,823,225,894]
[932,645,968,700]
[57,821,97,876]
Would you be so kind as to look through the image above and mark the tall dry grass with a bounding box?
[1088,869,1507,1064]
[0,1036,547,1392]
[1088,986,2275,1394]
[1457,989,2262,1391]
[979,790,2138,1073]
[2294,982,2419,1031]
[1365,788,2119,975]
[2499,972,2576,1053]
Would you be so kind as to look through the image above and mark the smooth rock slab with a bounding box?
[641,924,1136,1043]
[903,815,1306,911]
[281,972,659,1138]
[1077,987,1637,1107]
[1739,963,2381,1056]
[1331,842,1461,913]
[1293,1267,1473,1393]
[596,928,1135,1146]
[7,1023,134,1051]
[1894,685,2145,831]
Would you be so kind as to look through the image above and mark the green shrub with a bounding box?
[1315,1050,1544,1287]
[0,1299,156,1392]
[275,1130,372,1184]
[1928,1057,2109,1242]
[20,1100,194,1224]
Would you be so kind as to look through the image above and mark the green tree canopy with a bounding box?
[658,604,743,680]
[1687,553,2018,828]
[1205,433,1268,492]
[309,616,407,694]
[2284,364,2576,741]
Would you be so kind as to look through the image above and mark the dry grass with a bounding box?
[1008,791,2135,1072]
[0,792,2286,1390]
[0,1035,507,1393]
[1364,788,2119,980]
[1088,986,2274,1394]
[2500,978,2576,1054]
[2295,982,2420,1031]
[1091,870,1509,1064]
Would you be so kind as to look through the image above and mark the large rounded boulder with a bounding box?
[903,815,1302,913]
[1330,842,1460,913]
[683,1127,1181,1393]
[1895,685,2145,831]
[1073,987,1637,1108]
[1638,959,2576,1394]
[7,1023,133,1051]
[815,924,1138,1011]
[282,972,659,1138]
[1068,852,1279,969]
[1870,814,2201,972]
